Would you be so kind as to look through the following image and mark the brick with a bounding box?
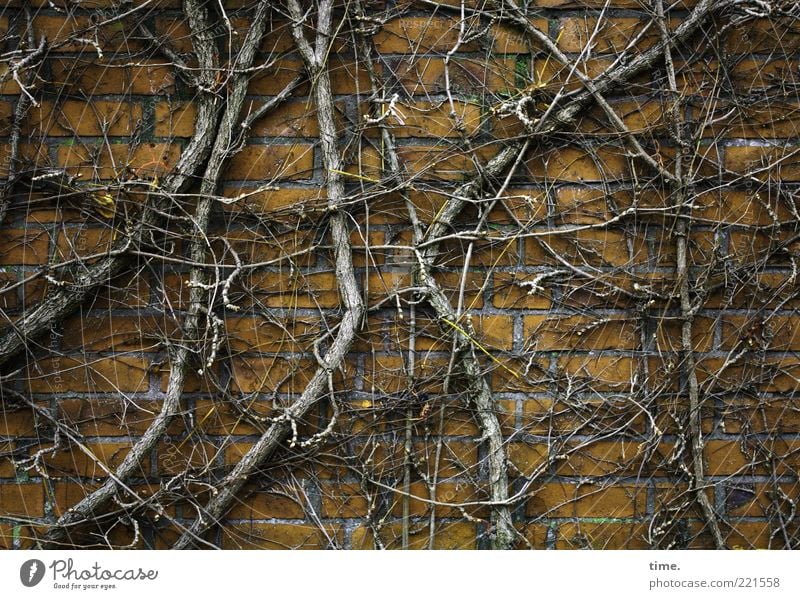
[0,406,40,437]
[493,272,552,310]
[225,145,314,181]
[366,100,481,139]
[61,313,176,352]
[154,101,197,137]
[193,397,273,436]
[558,17,675,54]
[249,270,339,308]
[363,355,445,395]
[222,186,323,217]
[527,483,646,518]
[507,442,549,477]
[374,17,481,54]
[26,356,150,393]
[55,226,114,262]
[249,59,305,95]
[221,523,341,549]
[57,142,181,181]
[89,271,151,309]
[26,100,142,137]
[51,59,176,95]
[397,144,498,182]
[43,442,150,479]
[0,484,44,517]
[526,229,648,267]
[720,396,800,435]
[247,101,321,137]
[57,398,185,437]
[157,440,217,475]
[492,20,549,54]
[33,15,144,53]
[532,56,616,94]
[391,481,487,519]
[491,356,550,393]
[730,59,800,94]
[320,482,371,518]
[0,228,49,265]
[726,145,800,181]
[525,145,631,182]
[227,486,305,519]
[522,396,645,436]
[224,316,318,354]
[725,17,800,54]
[395,56,517,96]
[555,187,635,225]
[555,521,650,549]
[557,439,671,476]
[653,315,715,353]
[524,314,639,351]
[229,356,313,394]
[329,59,375,94]
[352,521,477,549]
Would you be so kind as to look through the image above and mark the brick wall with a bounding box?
[0,0,798,549]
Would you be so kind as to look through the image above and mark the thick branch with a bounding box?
[171,0,365,548]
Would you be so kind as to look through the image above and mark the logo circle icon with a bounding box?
[20,559,46,587]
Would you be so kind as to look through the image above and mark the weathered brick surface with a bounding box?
[1,1,798,551]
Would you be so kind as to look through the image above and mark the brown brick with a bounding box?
[374,17,481,54]
[395,56,517,96]
[391,481,487,519]
[492,20,549,53]
[154,101,197,137]
[55,227,114,262]
[730,59,800,94]
[522,227,651,267]
[526,146,631,182]
[725,145,800,181]
[224,316,318,354]
[57,142,180,181]
[62,313,176,352]
[725,17,800,54]
[367,100,482,139]
[493,272,552,310]
[0,484,44,517]
[43,442,150,478]
[227,486,305,519]
[222,523,341,549]
[249,59,305,94]
[524,314,639,351]
[352,521,477,549]
[33,15,144,53]
[557,439,671,476]
[222,186,323,217]
[0,229,49,265]
[320,482,371,518]
[247,101,321,137]
[249,270,339,308]
[26,356,150,393]
[225,144,314,181]
[720,396,800,435]
[26,100,142,137]
[507,442,549,477]
[558,17,674,54]
[491,356,550,393]
[229,356,313,394]
[527,483,646,518]
[57,397,184,437]
[555,521,650,549]
[51,59,176,95]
